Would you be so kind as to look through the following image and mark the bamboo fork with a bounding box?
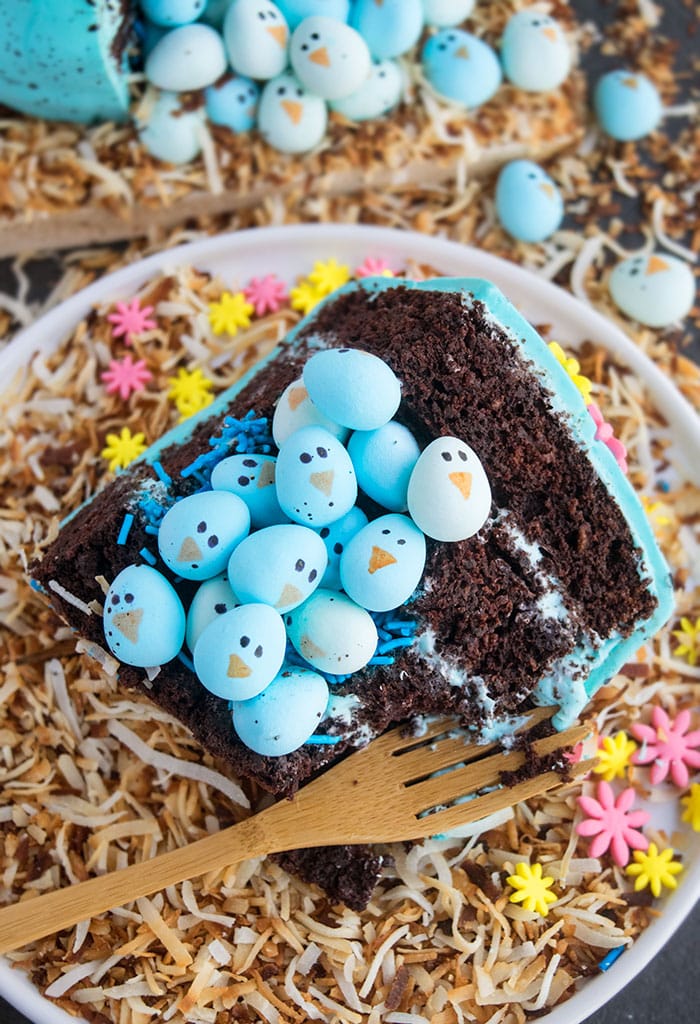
[0,708,591,954]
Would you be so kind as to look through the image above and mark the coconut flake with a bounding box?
[48,579,93,616]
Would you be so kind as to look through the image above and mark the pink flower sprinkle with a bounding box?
[631,706,700,789]
[101,354,152,400]
[243,274,289,316]
[107,298,157,344]
[355,256,394,278]
[587,403,628,473]
[576,781,650,866]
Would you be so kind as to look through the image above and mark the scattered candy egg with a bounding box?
[500,10,571,92]
[275,425,357,527]
[407,436,491,542]
[339,513,426,612]
[422,29,501,108]
[137,91,205,164]
[193,603,286,700]
[145,24,227,91]
[277,0,350,31]
[258,71,328,153]
[351,0,424,60]
[422,0,475,28]
[211,453,287,529]
[185,574,239,652]
[158,491,250,581]
[316,505,369,590]
[303,347,401,431]
[285,589,378,674]
[228,523,327,612]
[205,75,260,132]
[609,253,696,328]
[290,16,371,101]
[495,160,564,243]
[331,59,403,121]
[141,0,207,27]
[348,421,420,512]
[104,564,185,667]
[594,70,662,141]
[232,665,330,756]
[223,0,289,80]
[273,377,349,447]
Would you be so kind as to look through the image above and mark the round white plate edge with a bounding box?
[0,223,698,1024]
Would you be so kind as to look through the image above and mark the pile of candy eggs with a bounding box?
[103,343,493,757]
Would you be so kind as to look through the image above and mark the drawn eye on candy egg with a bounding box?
[227,523,328,613]
[339,513,426,612]
[210,453,288,529]
[407,436,492,542]
[193,602,287,700]
[104,564,186,667]
[157,490,251,581]
[275,425,357,527]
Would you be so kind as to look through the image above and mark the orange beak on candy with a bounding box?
[449,472,473,500]
[646,255,669,275]
[455,45,470,60]
[310,46,331,67]
[276,583,304,608]
[281,100,303,125]
[178,536,202,562]
[539,183,555,198]
[227,654,252,679]
[368,546,397,574]
[267,25,287,47]
[543,27,557,42]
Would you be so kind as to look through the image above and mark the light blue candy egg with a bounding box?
[193,603,286,700]
[500,10,571,92]
[272,377,349,447]
[495,160,563,243]
[422,0,475,28]
[104,564,185,667]
[138,92,206,164]
[594,70,662,141]
[141,0,207,27]
[276,426,357,527]
[232,665,329,755]
[145,24,228,91]
[158,491,250,581]
[290,16,371,101]
[351,0,423,60]
[277,1,350,31]
[228,523,327,612]
[210,453,287,529]
[348,421,420,512]
[339,513,426,612]
[185,574,239,651]
[285,589,378,674]
[205,76,259,132]
[258,71,328,153]
[331,59,403,121]
[609,253,696,328]
[422,28,501,108]
[316,505,368,590]
[407,436,491,542]
[223,0,289,80]
[304,347,401,431]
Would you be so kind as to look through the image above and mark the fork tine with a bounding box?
[380,705,556,757]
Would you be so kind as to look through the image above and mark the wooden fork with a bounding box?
[0,708,591,953]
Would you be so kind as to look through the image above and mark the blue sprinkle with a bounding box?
[369,655,395,666]
[117,513,135,546]
[144,524,160,536]
[152,461,172,487]
[305,734,342,745]
[383,620,417,634]
[178,650,195,672]
[598,946,626,972]
[659,480,670,493]
[29,578,46,593]
[378,637,416,654]
[139,547,157,566]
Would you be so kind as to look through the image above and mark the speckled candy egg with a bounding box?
[258,72,328,153]
[316,505,368,590]
[331,59,403,121]
[104,564,185,667]
[205,76,259,132]
[407,436,491,542]
[495,160,563,243]
[422,0,475,28]
[193,603,286,700]
[211,453,287,529]
[275,426,357,527]
[272,377,349,447]
[185,574,239,651]
[339,513,426,612]
[141,0,207,27]
[145,24,227,91]
[351,0,423,60]
[277,0,350,31]
[223,0,289,80]
[348,421,420,512]
[158,491,250,581]
[285,589,378,674]
[303,347,401,431]
[609,253,696,328]
[228,523,327,612]
[138,92,206,164]
[290,16,370,101]
[594,70,662,141]
[422,29,501,108]
[500,10,571,92]
[232,665,329,756]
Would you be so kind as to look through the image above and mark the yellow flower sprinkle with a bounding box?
[641,496,672,528]
[208,291,254,336]
[101,427,147,472]
[672,616,700,666]
[308,258,351,296]
[681,783,700,832]
[506,861,558,917]
[593,731,638,782]
[167,368,214,421]
[290,279,324,316]
[626,843,683,898]
[548,341,593,405]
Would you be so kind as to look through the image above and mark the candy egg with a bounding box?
[500,10,571,92]
[285,589,378,674]
[351,0,424,60]
[594,70,662,141]
[331,59,403,121]
[211,454,287,529]
[272,377,349,447]
[275,426,357,527]
[137,91,205,164]
[495,160,564,243]
[145,24,227,91]
[303,347,401,431]
[422,0,475,28]
[194,603,286,700]
[316,505,369,590]
[407,436,491,542]
[232,665,330,756]
[348,421,420,512]
[290,16,371,101]
[223,0,289,80]
[205,76,259,132]
[185,574,239,652]
[422,29,501,108]
[104,564,185,667]
[277,1,350,31]
[228,523,327,612]
[609,253,696,328]
[258,71,328,153]
[339,513,426,612]
[141,0,207,27]
[158,491,250,581]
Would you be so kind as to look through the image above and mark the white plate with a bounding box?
[1,224,699,1024]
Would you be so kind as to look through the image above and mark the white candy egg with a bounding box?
[500,10,571,92]
[331,59,403,121]
[186,574,239,652]
[407,436,491,542]
[145,24,227,91]
[232,666,330,755]
[609,253,696,328]
[258,71,328,153]
[138,91,205,164]
[193,603,286,700]
[272,377,349,447]
[422,0,475,28]
[290,16,371,100]
[223,0,289,80]
[285,589,378,674]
